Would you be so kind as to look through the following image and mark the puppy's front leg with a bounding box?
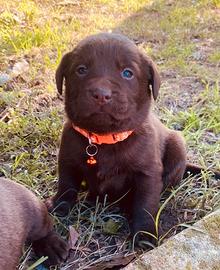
[46,160,83,216]
[29,201,69,266]
[132,172,163,246]
[33,231,69,266]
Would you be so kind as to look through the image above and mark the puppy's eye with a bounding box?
[121,68,134,80]
[76,65,88,76]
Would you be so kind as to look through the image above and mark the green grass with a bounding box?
[0,0,220,269]
[209,51,220,64]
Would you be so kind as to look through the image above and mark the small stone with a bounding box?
[192,51,205,61]
[11,59,29,77]
[0,73,10,86]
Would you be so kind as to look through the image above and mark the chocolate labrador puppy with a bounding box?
[0,177,69,269]
[47,33,219,243]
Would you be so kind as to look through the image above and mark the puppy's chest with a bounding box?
[84,149,131,196]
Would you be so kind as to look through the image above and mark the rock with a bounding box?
[123,209,220,270]
[192,51,205,61]
[0,59,29,87]
[11,59,29,77]
[0,73,10,86]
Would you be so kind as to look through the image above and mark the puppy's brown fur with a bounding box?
[47,33,216,243]
[0,177,68,269]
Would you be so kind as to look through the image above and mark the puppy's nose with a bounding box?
[90,88,112,104]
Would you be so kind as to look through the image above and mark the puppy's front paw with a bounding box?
[32,231,69,266]
[45,197,72,216]
[131,220,158,248]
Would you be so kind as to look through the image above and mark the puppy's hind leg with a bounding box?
[162,131,187,188]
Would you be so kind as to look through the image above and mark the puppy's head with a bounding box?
[56,33,160,134]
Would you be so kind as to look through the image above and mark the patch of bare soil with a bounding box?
[159,73,204,113]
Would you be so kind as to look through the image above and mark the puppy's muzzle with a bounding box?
[89,87,112,105]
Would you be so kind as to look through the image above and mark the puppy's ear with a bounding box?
[56,52,73,95]
[142,55,161,100]
[148,59,161,100]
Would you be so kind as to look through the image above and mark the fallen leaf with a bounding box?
[88,253,135,270]
[68,226,80,249]
[103,219,122,235]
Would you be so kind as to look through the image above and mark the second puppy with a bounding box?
[0,177,69,269]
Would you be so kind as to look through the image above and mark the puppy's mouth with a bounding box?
[84,99,129,117]
[89,110,119,123]
[74,109,131,134]
[85,102,129,120]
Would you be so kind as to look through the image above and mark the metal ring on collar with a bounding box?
[86,144,98,156]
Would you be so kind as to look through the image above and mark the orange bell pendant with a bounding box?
[87,156,97,165]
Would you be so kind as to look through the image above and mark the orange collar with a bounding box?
[72,123,133,145]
